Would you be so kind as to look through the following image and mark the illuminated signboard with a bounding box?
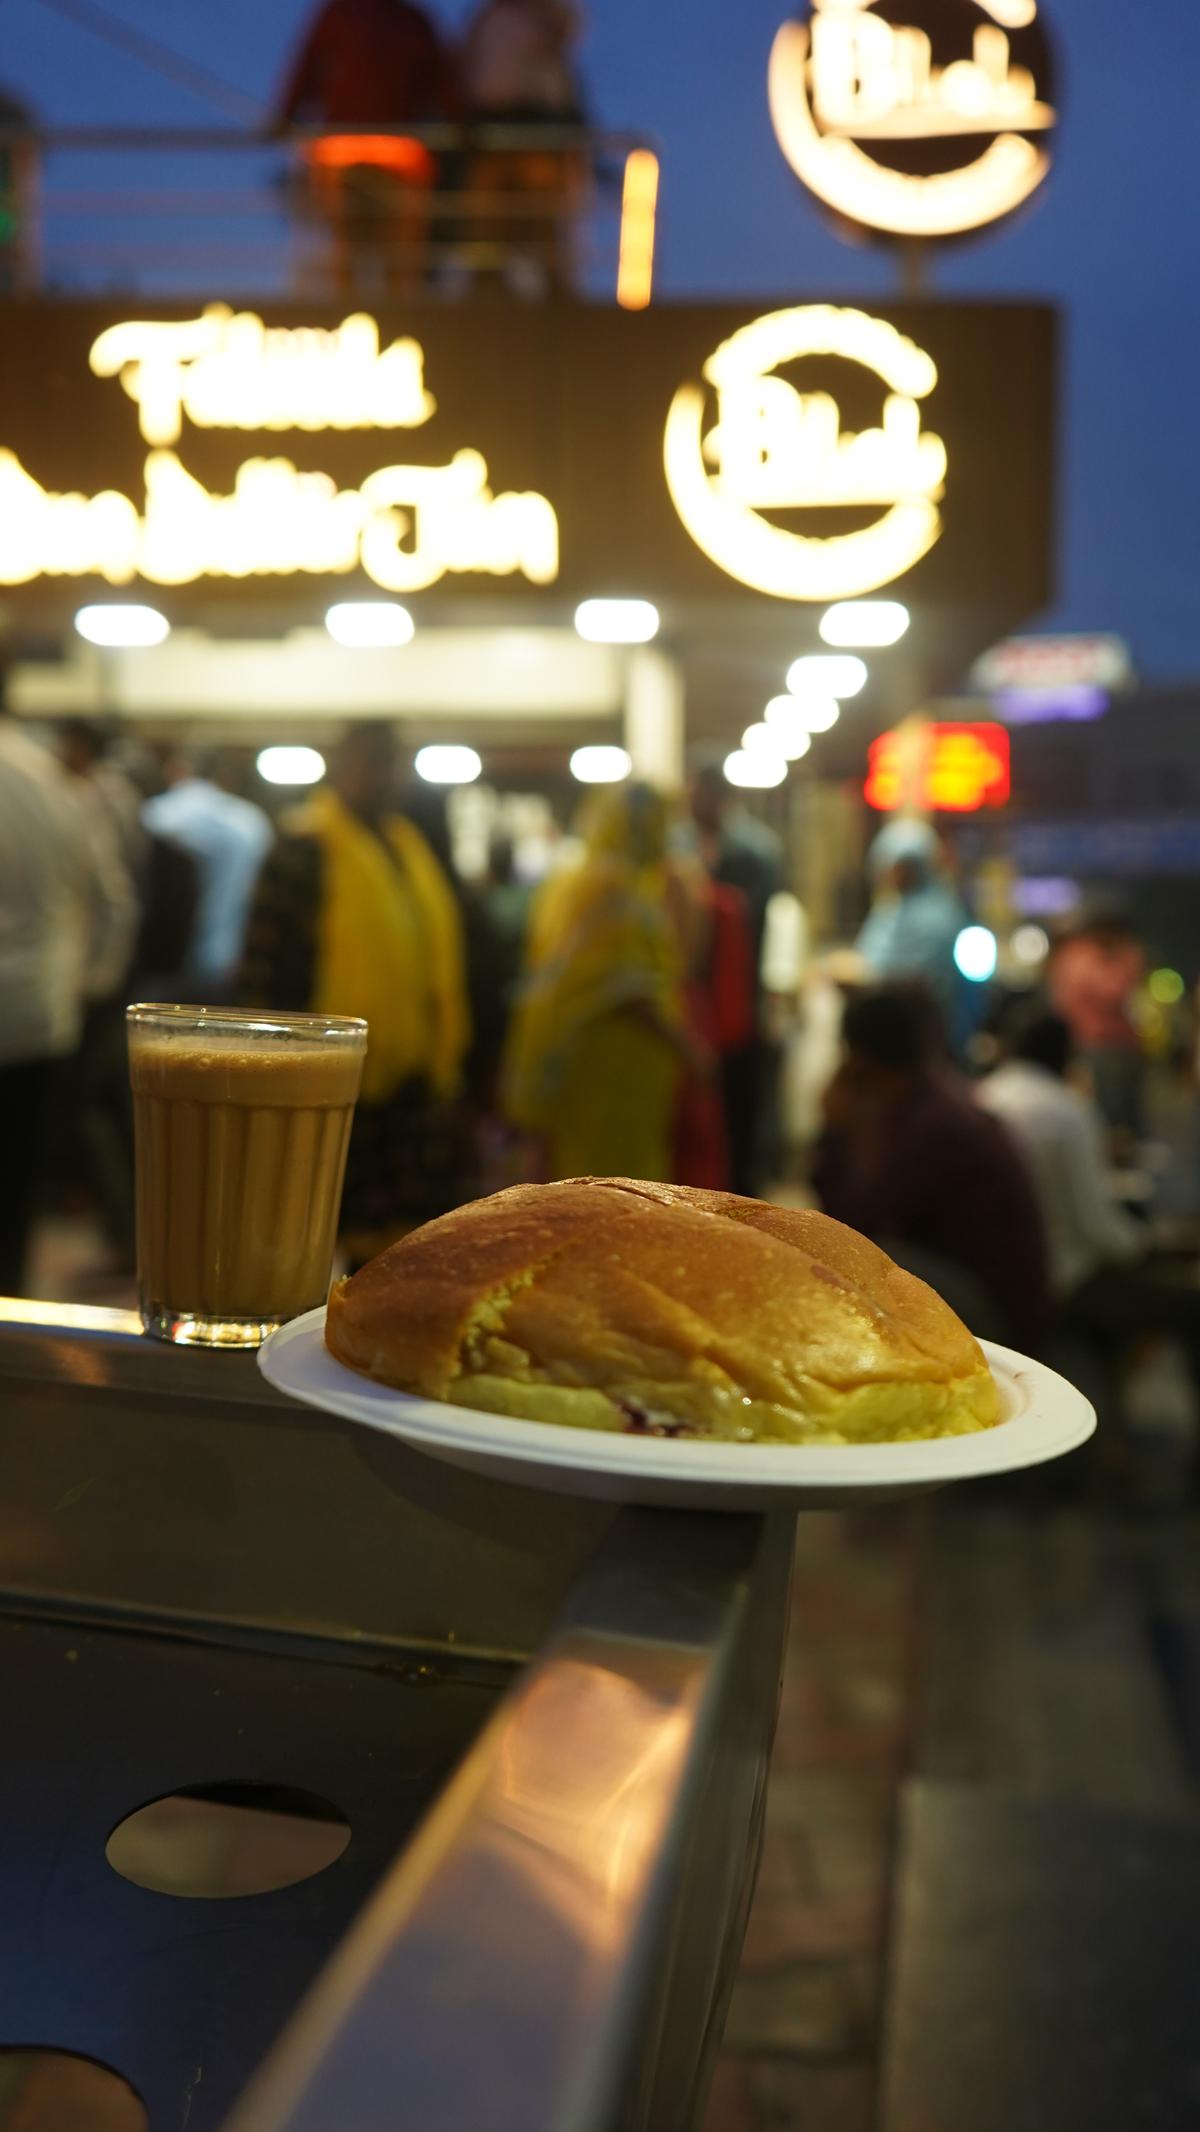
[0,306,559,592]
[866,721,1011,810]
[0,298,1054,618]
[769,0,1057,239]
[664,305,946,601]
[971,633,1132,692]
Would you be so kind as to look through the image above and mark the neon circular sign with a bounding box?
[664,305,946,602]
[769,0,1057,239]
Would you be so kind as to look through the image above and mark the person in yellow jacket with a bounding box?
[504,782,703,1181]
[239,722,470,1254]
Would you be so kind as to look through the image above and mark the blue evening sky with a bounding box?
[6,0,1199,676]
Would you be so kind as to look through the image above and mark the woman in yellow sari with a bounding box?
[504,782,698,1181]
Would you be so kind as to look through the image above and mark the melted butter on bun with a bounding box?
[326,1179,1001,1444]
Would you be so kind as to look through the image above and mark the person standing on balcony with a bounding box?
[460,0,586,290]
[275,0,460,294]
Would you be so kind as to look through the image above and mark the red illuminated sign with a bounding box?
[866,722,1011,813]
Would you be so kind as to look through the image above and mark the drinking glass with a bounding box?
[127,1004,367,1348]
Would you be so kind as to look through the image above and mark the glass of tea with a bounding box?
[127,1004,367,1348]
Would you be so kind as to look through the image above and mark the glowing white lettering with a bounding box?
[769,2,1055,239]
[706,387,945,509]
[0,448,559,593]
[1,309,559,591]
[809,12,1051,138]
[89,307,437,446]
[664,306,945,602]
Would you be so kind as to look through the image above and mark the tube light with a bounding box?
[415,744,481,785]
[74,603,169,648]
[616,148,660,312]
[786,654,868,699]
[724,749,787,790]
[819,601,909,649]
[257,746,326,786]
[325,601,414,647]
[574,599,660,645]
[570,746,632,784]
[744,720,809,763]
[766,692,839,738]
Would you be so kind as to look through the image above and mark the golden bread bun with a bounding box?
[325,1178,1000,1444]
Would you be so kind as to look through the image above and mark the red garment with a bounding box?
[702,882,756,1053]
[674,882,755,1190]
[277,0,459,125]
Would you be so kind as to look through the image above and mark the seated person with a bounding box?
[978,1003,1143,1306]
[981,1002,1200,1392]
[813,985,1050,1351]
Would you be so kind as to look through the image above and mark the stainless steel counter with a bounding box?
[0,1304,793,2132]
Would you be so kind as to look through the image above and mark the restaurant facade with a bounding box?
[0,292,1056,799]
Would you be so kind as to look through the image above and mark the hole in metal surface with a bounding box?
[0,2050,146,2132]
[105,1781,351,1898]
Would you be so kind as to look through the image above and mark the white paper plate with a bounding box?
[258,1309,1096,1510]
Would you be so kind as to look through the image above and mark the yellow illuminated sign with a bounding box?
[664,305,945,601]
[0,310,558,593]
[616,150,660,312]
[769,0,1056,239]
[89,306,436,445]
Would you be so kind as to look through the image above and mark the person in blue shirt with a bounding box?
[142,752,272,998]
[857,817,967,1029]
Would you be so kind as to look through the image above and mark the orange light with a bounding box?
[305,134,435,185]
[617,149,659,311]
[864,728,905,811]
[865,722,1010,812]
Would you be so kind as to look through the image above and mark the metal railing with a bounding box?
[0,1301,791,2132]
[0,123,660,306]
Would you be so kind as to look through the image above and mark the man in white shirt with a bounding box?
[0,711,135,1293]
[978,1006,1143,1301]
[979,1003,1200,1393]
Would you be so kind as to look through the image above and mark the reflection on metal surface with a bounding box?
[0,1297,144,1388]
[492,1657,696,1947]
[0,1301,792,2132]
[0,1297,143,1336]
[106,1784,351,1899]
[221,1515,792,2132]
[0,2050,146,2132]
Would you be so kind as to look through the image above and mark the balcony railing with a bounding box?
[0,123,660,306]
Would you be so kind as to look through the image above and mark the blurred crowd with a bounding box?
[0,709,793,1294]
[4,694,1199,1479]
